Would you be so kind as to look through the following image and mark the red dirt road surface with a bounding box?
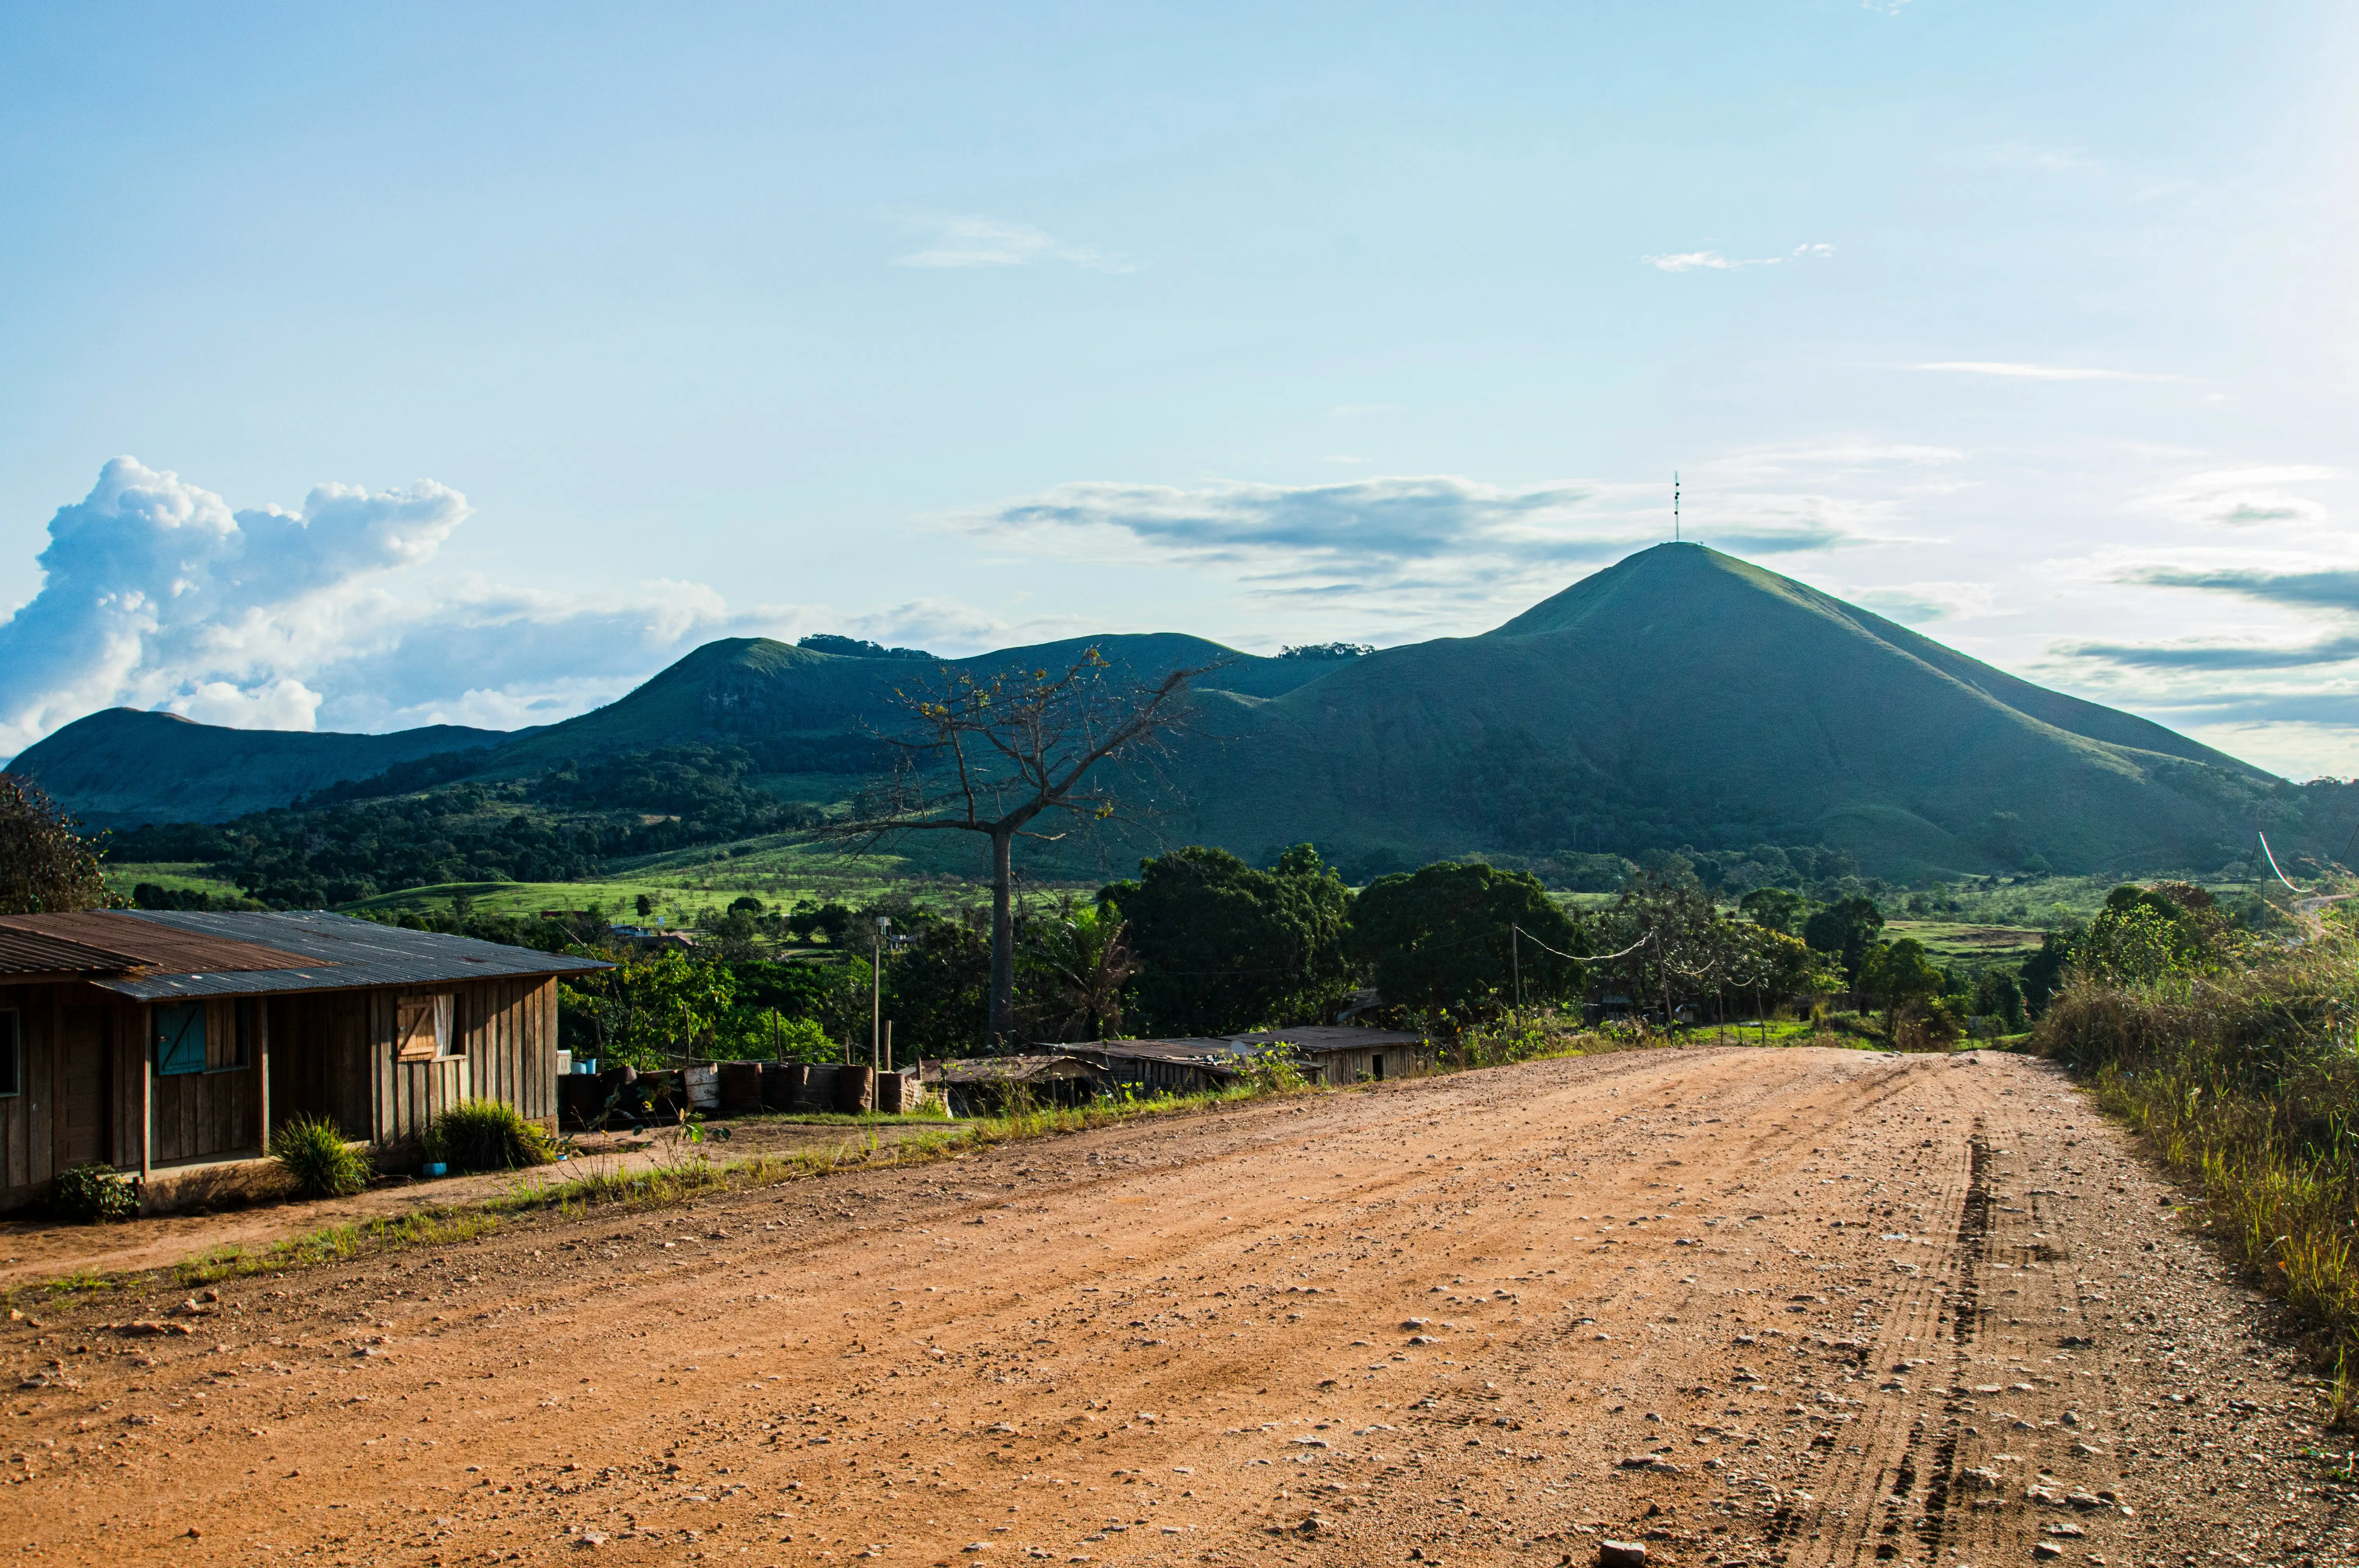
[3,1047,2351,1566]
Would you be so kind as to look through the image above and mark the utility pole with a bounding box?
[871,916,891,1072]
[1674,472,1681,543]
[1511,925,1523,1016]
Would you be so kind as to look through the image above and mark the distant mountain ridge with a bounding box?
[10,709,522,829]
[7,545,2321,878]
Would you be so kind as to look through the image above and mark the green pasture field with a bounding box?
[100,862,251,902]
[334,871,1087,928]
[1881,919,2048,964]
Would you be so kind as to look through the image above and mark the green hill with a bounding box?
[11,545,2340,881]
[1158,544,2279,879]
[5,708,518,829]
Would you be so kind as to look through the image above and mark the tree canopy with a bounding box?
[0,776,110,916]
[1345,860,1583,1021]
[1861,936,1944,1024]
[1803,895,1887,986]
[1103,844,1352,1036]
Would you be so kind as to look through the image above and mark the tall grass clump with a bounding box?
[2036,882,2359,1412]
[426,1099,558,1172]
[270,1115,372,1199]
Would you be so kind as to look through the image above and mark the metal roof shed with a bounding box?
[920,1054,1109,1116]
[0,910,610,1209]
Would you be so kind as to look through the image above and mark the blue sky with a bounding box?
[3,2,2356,773]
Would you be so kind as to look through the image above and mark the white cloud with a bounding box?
[2175,720,2359,782]
[0,458,1024,757]
[1913,360,2177,383]
[0,457,470,755]
[893,214,1138,273]
[1644,243,1834,272]
[2134,464,2337,531]
[1848,581,2001,624]
[1645,251,1764,272]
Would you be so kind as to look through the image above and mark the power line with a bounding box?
[2259,830,2299,893]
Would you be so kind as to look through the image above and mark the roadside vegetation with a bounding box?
[2024,878,2359,1414]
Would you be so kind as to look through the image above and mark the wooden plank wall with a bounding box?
[371,977,558,1149]
[54,1003,110,1169]
[267,991,376,1139]
[109,999,143,1175]
[147,1056,259,1165]
[0,984,57,1210]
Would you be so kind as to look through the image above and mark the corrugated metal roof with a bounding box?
[1225,1027,1429,1052]
[1049,1028,1429,1069]
[1052,1038,1251,1069]
[0,911,322,973]
[922,1054,1106,1085]
[83,911,610,1000]
[0,925,148,977]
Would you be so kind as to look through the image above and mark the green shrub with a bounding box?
[2036,940,2359,1415]
[425,1100,557,1172]
[1234,1043,1310,1094]
[52,1161,137,1223]
[271,1115,371,1199]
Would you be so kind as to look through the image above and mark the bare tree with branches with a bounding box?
[830,648,1198,1050]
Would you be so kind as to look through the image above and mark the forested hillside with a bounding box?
[20,545,2358,886]
[111,744,815,907]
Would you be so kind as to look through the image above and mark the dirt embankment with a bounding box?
[1,1047,2351,1567]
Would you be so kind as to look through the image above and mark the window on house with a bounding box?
[396,994,456,1062]
[0,1012,18,1097]
[155,1002,207,1075]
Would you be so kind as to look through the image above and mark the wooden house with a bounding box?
[1049,1027,1433,1096]
[920,1054,1107,1117]
[0,910,609,1211]
[1223,1027,1435,1085]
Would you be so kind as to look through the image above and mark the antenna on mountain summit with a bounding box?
[1673,472,1681,542]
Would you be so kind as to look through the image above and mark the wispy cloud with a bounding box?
[1643,243,1834,273]
[893,214,1138,272]
[958,471,1863,627]
[2060,633,2359,671]
[1849,581,2001,624]
[1913,361,2177,383]
[2126,565,2359,612]
[2133,465,2337,530]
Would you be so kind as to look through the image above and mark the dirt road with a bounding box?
[0,1119,947,1290]
[4,1046,2352,1567]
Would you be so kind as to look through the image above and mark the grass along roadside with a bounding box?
[2038,943,2359,1424]
[2085,1051,2359,1421]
